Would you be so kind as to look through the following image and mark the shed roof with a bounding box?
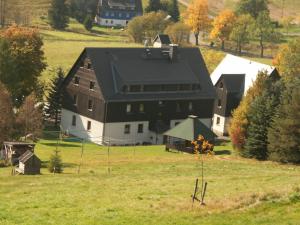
[210,54,276,95]
[164,115,217,141]
[3,142,35,147]
[18,150,34,163]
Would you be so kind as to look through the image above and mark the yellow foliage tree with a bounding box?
[184,0,210,46]
[210,10,236,50]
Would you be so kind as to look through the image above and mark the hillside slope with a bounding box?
[6,0,300,24]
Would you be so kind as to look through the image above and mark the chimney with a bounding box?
[169,44,178,61]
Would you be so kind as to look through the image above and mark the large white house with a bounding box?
[210,54,279,136]
[60,46,216,145]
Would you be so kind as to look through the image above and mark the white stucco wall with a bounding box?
[61,109,104,144]
[103,121,150,145]
[212,114,230,136]
[95,16,129,27]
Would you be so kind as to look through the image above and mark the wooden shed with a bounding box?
[164,115,217,154]
[0,142,35,165]
[15,150,41,175]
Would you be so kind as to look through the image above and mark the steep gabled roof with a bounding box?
[153,34,171,45]
[65,47,215,102]
[218,74,245,93]
[164,115,217,141]
[210,54,277,95]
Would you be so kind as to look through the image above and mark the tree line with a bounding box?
[0,25,64,144]
[229,38,300,163]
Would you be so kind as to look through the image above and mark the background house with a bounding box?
[95,0,143,27]
[60,46,216,145]
[210,54,279,136]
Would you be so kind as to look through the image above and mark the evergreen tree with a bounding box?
[268,78,300,163]
[45,68,64,127]
[48,150,63,173]
[168,0,180,22]
[244,78,283,160]
[145,0,162,13]
[236,0,269,19]
[48,0,69,30]
[83,14,94,31]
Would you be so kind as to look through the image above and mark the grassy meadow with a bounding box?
[0,139,300,224]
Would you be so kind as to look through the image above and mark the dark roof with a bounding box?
[66,47,215,102]
[3,142,35,147]
[218,74,245,93]
[99,0,143,14]
[164,115,217,141]
[153,34,171,45]
[18,150,35,163]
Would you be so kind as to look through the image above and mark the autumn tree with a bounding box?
[202,49,225,74]
[273,38,300,80]
[230,14,255,54]
[281,16,294,34]
[210,10,236,50]
[45,68,65,127]
[0,82,14,143]
[0,25,46,107]
[127,11,170,43]
[69,0,98,23]
[15,93,43,140]
[255,11,281,58]
[165,22,190,45]
[229,72,268,151]
[236,0,269,19]
[268,77,300,163]
[48,0,69,30]
[184,0,210,46]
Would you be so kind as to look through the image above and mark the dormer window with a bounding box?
[74,76,80,85]
[90,81,95,90]
[126,104,131,113]
[88,99,93,111]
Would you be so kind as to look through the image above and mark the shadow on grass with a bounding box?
[214,150,232,155]
[41,143,80,148]
[41,160,78,169]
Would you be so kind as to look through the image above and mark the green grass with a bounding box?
[1,139,300,224]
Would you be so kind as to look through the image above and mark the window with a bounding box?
[176,103,181,112]
[188,102,193,111]
[73,94,77,105]
[216,117,221,125]
[74,76,80,85]
[72,115,76,126]
[124,124,130,134]
[139,103,144,113]
[111,20,114,24]
[87,121,92,131]
[106,20,108,24]
[88,99,93,111]
[192,84,201,91]
[122,85,128,93]
[126,104,131,113]
[218,99,222,108]
[87,62,92,70]
[90,81,95,90]
[219,82,224,89]
[105,12,109,16]
[80,61,84,68]
[138,124,143,133]
[119,13,122,17]
[126,13,130,18]
[158,101,164,107]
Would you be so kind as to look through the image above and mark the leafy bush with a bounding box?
[48,151,63,173]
